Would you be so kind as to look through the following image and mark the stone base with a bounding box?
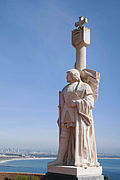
[46,172,104,180]
[47,165,102,176]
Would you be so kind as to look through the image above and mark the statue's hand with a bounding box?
[67,100,77,108]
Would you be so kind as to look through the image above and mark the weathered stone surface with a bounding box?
[47,165,102,176]
[72,16,90,71]
[77,176,104,180]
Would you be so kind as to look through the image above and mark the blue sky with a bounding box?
[0,0,120,154]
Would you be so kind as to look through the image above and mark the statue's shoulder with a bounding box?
[79,81,93,95]
[62,84,69,93]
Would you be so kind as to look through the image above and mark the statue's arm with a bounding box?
[81,83,94,109]
[75,85,94,126]
[76,93,94,113]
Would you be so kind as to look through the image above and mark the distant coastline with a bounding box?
[0,157,56,164]
[98,157,120,159]
[0,156,120,164]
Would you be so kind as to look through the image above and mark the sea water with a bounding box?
[0,158,120,180]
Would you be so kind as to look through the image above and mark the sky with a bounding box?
[0,0,120,154]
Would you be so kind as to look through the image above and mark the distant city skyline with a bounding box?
[0,0,120,154]
[0,147,120,157]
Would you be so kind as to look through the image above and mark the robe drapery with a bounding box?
[59,81,98,166]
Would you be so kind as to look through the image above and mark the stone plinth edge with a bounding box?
[47,165,102,176]
[46,172,104,180]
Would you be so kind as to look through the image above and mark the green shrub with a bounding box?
[15,175,39,180]
[30,177,39,180]
[15,176,29,180]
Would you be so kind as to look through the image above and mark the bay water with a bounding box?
[0,158,120,180]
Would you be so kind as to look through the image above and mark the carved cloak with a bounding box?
[60,81,98,166]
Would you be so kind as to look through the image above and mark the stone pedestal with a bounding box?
[46,166,104,180]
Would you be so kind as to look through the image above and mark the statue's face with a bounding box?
[67,72,73,83]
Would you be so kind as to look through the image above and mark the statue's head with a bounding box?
[67,69,80,83]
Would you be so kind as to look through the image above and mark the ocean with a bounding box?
[0,158,120,180]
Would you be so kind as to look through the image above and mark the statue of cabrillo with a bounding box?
[47,16,103,179]
[49,68,99,167]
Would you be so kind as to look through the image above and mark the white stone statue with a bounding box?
[48,68,100,168]
[47,17,103,179]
